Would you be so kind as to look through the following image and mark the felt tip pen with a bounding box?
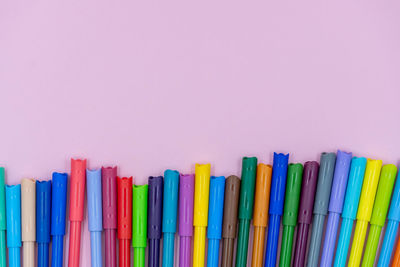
[102,167,117,267]
[293,161,319,267]
[37,181,51,267]
[348,159,382,267]
[179,174,194,267]
[6,184,22,267]
[333,157,367,267]
[265,153,289,267]
[362,164,397,267]
[193,164,211,267]
[279,163,304,267]
[132,184,148,267]
[236,157,258,267]
[206,176,226,267]
[221,175,240,267]
[379,170,400,267]
[117,177,132,267]
[21,179,36,267]
[68,159,87,267]
[252,164,272,267]
[306,152,336,267]
[320,150,352,267]
[148,176,163,267]
[0,168,6,267]
[87,169,103,267]
[162,170,180,267]
[51,172,68,267]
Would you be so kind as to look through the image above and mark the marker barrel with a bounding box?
[280,226,295,267]
[37,181,52,267]
[132,184,148,267]
[117,177,132,267]
[0,168,5,267]
[148,176,163,267]
[22,179,36,267]
[334,218,354,267]
[6,184,22,267]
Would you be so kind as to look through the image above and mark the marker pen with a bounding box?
[132,184,148,267]
[206,176,226,267]
[21,179,36,267]
[378,170,400,267]
[117,177,132,267]
[193,164,211,267]
[348,159,382,267]
[236,157,258,267]
[252,164,272,267]
[87,169,103,267]
[392,226,400,266]
[333,157,367,267]
[37,181,51,267]
[0,168,6,267]
[279,163,303,267]
[68,159,87,267]
[306,152,336,267]
[179,174,194,267]
[293,161,319,267]
[362,164,397,267]
[6,184,22,267]
[51,172,68,267]
[162,170,179,267]
[102,167,117,267]
[265,153,289,267]
[148,176,163,267]
[221,175,240,267]
[320,150,352,267]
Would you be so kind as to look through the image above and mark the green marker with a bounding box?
[132,184,148,267]
[0,168,6,267]
[279,163,303,267]
[362,164,397,267]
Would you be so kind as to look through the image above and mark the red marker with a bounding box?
[68,159,87,267]
[117,177,133,267]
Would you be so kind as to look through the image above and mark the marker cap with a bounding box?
[370,164,397,227]
[162,169,179,233]
[117,177,132,239]
[207,176,226,239]
[222,175,240,238]
[282,163,303,226]
[298,161,319,224]
[388,170,400,221]
[69,159,87,221]
[36,180,52,243]
[102,166,117,230]
[238,157,258,219]
[0,168,6,230]
[341,157,367,219]
[269,153,289,215]
[21,178,36,242]
[148,176,163,239]
[87,169,102,232]
[253,164,273,227]
[5,184,21,247]
[193,164,211,226]
[313,152,336,215]
[328,150,353,213]
[132,184,148,248]
[179,174,195,237]
[51,172,68,236]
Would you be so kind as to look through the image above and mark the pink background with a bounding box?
[1,1,400,266]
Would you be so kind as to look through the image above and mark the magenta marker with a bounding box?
[178,174,194,267]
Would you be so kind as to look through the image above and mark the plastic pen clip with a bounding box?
[6,184,22,267]
[117,176,132,267]
[148,176,163,267]
[21,179,36,267]
[132,184,148,267]
[37,180,52,267]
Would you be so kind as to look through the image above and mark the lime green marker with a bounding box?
[132,184,148,267]
[0,168,6,267]
[361,164,397,267]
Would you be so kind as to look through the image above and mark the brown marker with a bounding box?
[251,164,272,267]
[221,175,241,267]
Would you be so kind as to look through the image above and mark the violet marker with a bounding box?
[178,174,195,267]
[148,176,163,267]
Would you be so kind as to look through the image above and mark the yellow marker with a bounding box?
[348,159,382,267]
[193,163,211,267]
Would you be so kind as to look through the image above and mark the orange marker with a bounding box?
[392,236,400,266]
[251,164,272,267]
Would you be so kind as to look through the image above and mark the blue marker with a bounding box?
[87,169,103,267]
[51,173,68,267]
[377,170,400,267]
[333,157,367,267]
[37,181,52,267]
[207,176,226,267]
[265,153,289,267]
[6,184,22,267]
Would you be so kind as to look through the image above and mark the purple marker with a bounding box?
[179,174,195,267]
